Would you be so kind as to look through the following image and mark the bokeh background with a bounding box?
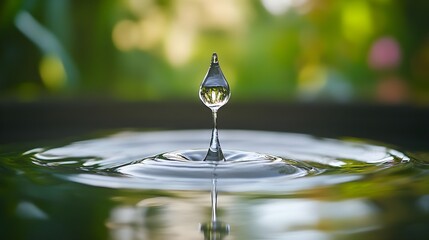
[1,0,429,104]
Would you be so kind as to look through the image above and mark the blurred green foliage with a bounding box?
[1,0,429,103]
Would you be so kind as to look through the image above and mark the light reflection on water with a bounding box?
[2,130,429,240]
[106,196,383,240]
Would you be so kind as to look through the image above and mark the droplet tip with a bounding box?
[211,53,218,64]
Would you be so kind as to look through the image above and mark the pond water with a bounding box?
[1,129,429,240]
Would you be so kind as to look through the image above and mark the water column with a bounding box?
[199,53,231,161]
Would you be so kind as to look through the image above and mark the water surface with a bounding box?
[1,130,429,240]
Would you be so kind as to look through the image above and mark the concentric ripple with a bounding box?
[117,149,314,180]
[27,130,411,192]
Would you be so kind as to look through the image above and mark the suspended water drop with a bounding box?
[199,53,231,161]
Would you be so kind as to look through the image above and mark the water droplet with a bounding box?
[199,53,231,112]
[199,53,231,161]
